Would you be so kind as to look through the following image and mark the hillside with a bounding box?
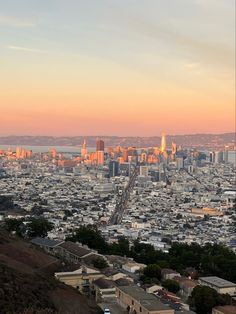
[0,133,234,149]
[0,231,102,314]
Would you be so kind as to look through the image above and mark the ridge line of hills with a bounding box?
[0,133,234,148]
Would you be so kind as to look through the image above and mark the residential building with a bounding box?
[199,277,236,296]
[55,265,103,294]
[212,306,236,314]
[116,285,174,314]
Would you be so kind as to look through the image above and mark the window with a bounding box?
[140,307,142,312]
[132,300,134,305]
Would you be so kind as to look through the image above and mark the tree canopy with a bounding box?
[189,286,226,314]
[162,279,180,294]
[66,225,236,282]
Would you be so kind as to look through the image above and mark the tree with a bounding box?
[92,257,108,270]
[66,225,109,254]
[189,286,221,314]
[27,218,53,238]
[110,237,130,256]
[162,279,180,294]
[4,218,24,236]
[143,264,161,282]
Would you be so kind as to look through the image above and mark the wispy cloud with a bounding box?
[6,45,46,53]
[0,15,37,28]
[106,3,235,71]
[184,63,200,69]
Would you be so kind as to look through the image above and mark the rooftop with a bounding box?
[118,285,172,311]
[30,237,63,248]
[213,305,236,314]
[93,278,115,289]
[59,241,92,258]
[199,276,236,288]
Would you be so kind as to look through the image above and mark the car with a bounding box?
[104,308,111,314]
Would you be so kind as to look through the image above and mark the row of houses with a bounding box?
[30,237,236,314]
[31,237,105,264]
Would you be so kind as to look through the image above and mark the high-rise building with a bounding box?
[224,146,229,163]
[160,133,167,153]
[209,152,214,163]
[109,160,119,177]
[140,152,147,163]
[176,157,184,169]
[16,147,22,159]
[97,150,104,165]
[122,148,128,162]
[172,142,177,155]
[96,139,104,151]
[81,139,88,157]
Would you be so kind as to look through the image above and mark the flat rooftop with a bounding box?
[199,276,236,288]
[31,237,63,248]
[118,285,172,311]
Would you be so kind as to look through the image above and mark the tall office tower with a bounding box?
[16,147,22,159]
[224,145,229,163]
[160,133,167,153]
[81,139,88,157]
[96,139,104,151]
[172,142,177,155]
[140,152,147,163]
[127,147,138,163]
[109,160,119,177]
[21,149,26,159]
[97,150,104,165]
[123,148,128,162]
[209,151,214,163]
[214,151,224,164]
[26,150,33,158]
[176,157,184,169]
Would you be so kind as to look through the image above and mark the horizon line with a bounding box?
[0,132,235,138]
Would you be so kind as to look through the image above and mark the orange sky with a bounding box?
[0,0,235,136]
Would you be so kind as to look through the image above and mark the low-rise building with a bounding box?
[93,278,116,302]
[30,237,64,253]
[116,285,174,314]
[212,305,236,314]
[199,276,236,296]
[55,265,103,294]
[54,241,100,264]
[161,268,181,280]
[122,261,146,273]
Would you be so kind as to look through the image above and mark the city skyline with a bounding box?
[1,0,235,136]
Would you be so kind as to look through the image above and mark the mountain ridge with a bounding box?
[0,133,234,149]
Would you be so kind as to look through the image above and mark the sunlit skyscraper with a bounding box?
[96,139,104,151]
[160,133,167,153]
[81,139,88,157]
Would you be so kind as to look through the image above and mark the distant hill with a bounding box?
[0,133,234,149]
[0,231,102,314]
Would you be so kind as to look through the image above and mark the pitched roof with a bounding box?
[59,241,92,258]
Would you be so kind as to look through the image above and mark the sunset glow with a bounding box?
[0,0,235,136]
